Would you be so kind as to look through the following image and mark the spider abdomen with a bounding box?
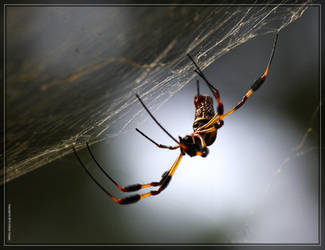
[193,94,217,146]
[193,95,215,128]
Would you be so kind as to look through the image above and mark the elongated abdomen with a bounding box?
[193,95,217,146]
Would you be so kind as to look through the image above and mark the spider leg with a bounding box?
[126,153,183,202]
[85,142,174,193]
[135,128,179,150]
[85,142,129,191]
[221,33,279,119]
[195,133,206,148]
[73,147,125,203]
[196,119,225,134]
[197,80,200,95]
[136,94,188,151]
[74,146,182,204]
[196,111,225,132]
[197,33,278,130]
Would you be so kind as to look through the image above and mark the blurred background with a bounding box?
[4,4,320,245]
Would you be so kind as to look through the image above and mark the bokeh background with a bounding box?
[4,4,320,245]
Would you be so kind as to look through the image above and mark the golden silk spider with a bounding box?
[73,33,279,205]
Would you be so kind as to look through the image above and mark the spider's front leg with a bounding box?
[118,153,183,204]
[86,142,179,192]
[109,152,182,204]
[74,146,183,205]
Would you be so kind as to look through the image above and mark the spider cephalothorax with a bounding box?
[179,135,209,157]
[73,33,279,205]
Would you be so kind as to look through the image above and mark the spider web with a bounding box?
[237,102,322,242]
[4,1,311,184]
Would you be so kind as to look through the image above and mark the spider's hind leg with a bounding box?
[74,145,183,205]
[221,33,279,119]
